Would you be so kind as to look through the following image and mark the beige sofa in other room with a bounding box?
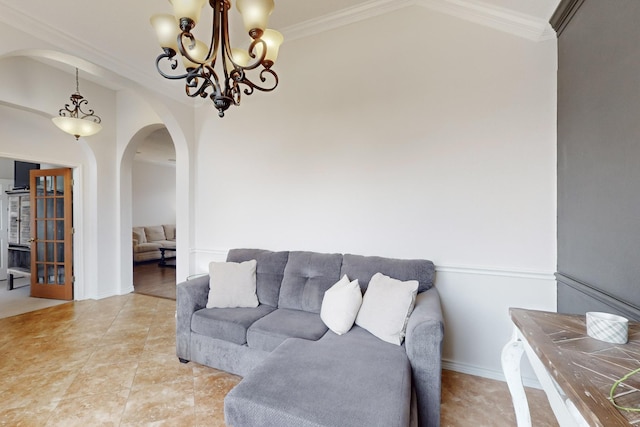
[132,225,176,263]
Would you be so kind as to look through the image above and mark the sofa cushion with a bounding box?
[163,224,176,240]
[157,240,176,249]
[207,260,259,309]
[227,249,289,308]
[278,251,343,313]
[247,308,328,352]
[225,328,411,427]
[355,273,419,345]
[133,242,161,253]
[144,225,166,242]
[192,305,276,345]
[341,253,435,293]
[320,275,362,335]
[132,227,147,243]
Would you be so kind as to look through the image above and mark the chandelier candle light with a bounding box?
[151,0,283,118]
[52,68,103,140]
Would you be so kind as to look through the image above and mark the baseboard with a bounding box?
[442,359,542,390]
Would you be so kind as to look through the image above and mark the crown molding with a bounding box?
[282,0,556,43]
[549,0,584,36]
[418,0,556,41]
[282,0,413,41]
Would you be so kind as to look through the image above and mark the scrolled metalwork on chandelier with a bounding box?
[151,0,283,118]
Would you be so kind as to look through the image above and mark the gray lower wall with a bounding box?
[557,0,640,320]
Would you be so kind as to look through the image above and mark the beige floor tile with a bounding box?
[63,361,139,399]
[121,377,195,424]
[132,352,194,390]
[45,390,129,427]
[88,341,147,366]
[0,399,57,426]
[1,368,78,410]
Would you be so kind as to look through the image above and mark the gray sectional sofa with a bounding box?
[176,249,444,427]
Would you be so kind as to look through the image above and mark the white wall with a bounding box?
[192,7,558,380]
[0,158,12,180]
[132,160,176,226]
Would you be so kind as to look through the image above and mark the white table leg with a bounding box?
[501,327,531,427]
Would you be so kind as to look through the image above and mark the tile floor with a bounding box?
[0,293,557,426]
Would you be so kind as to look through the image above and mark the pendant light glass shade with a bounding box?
[151,14,181,50]
[52,117,102,139]
[171,0,207,25]
[258,29,283,66]
[236,0,274,36]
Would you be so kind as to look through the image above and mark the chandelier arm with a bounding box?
[76,99,102,123]
[244,38,268,70]
[230,81,241,106]
[177,32,201,66]
[155,50,190,80]
[184,67,217,99]
[59,102,78,118]
[57,93,102,123]
[237,68,279,95]
[208,0,226,68]
[219,0,232,84]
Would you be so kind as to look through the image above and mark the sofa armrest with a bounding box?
[176,275,210,361]
[405,287,444,427]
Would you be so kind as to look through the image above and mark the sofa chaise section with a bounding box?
[225,328,412,427]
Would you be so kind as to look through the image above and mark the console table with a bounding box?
[502,308,640,426]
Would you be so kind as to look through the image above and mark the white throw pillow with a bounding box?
[355,272,419,345]
[320,275,363,335]
[206,260,259,308]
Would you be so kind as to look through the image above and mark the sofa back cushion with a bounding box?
[341,253,435,293]
[163,224,176,240]
[278,251,343,313]
[227,249,289,307]
[132,227,147,243]
[144,225,166,242]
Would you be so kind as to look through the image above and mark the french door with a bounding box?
[0,179,11,281]
[30,168,73,300]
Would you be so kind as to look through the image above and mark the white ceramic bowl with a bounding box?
[586,312,628,344]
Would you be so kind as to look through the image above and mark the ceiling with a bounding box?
[0,0,561,100]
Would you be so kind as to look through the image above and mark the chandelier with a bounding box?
[151,0,283,118]
[52,68,103,140]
